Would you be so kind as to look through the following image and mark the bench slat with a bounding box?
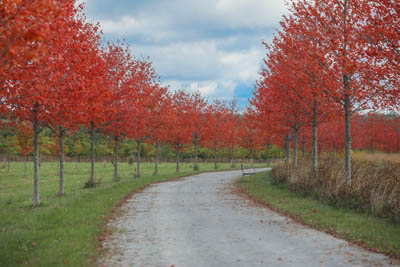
[241,163,256,179]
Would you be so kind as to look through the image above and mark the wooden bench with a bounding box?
[241,163,256,180]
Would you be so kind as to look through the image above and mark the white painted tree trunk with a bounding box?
[90,122,95,185]
[312,101,318,172]
[33,115,40,206]
[59,128,65,195]
[114,135,119,182]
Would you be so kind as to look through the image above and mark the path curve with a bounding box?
[98,169,394,267]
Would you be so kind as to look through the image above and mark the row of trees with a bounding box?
[287,114,400,156]
[0,126,280,163]
[252,0,399,183]
[0,0,281,206]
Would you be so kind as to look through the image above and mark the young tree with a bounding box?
[45,9,103,195]
[202,100,230,169]
[81,46,110,187]
[143,86,171,176]
[73,139,83,167]
[15,121,34,177]
[291,0,385,183]
[189,92,207,170]
[225,99,240,167]
[238,108,263,167]
[102,42,139,182]
[3,0,84,205]
[126,60,159,178]
[166,91,194,172]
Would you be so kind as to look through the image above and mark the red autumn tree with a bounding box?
[188,91,208,170]
[166,90,194,172]
[290,0,385,183]
[144,86,172,175]
[80,45,110,187]
[45,10,103,195]
[255,10,338,169]
[202,99,230,169]
[238,107,264,167]
[102,42,139,182]
[126,59,159,178]
[0,1,72,121]
[14,121,34,177]
[3,0,86,205]
[225,99,240,167]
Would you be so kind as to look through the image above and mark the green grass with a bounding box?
[0,160,263,266]
[238,171,400,259]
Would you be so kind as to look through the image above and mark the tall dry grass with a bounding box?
[271,156,400,221]
[352,151,400,164]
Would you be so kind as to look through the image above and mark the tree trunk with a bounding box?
[176,145,180,172]
[285,133,291,165]
[7,154,10,172]
[194,132,199,170]
[344,92,352,184]
[312,101,318,172]
[33,115,40,206]
[302,140,306,158]
[24,156,27,178]
[59,128,65,195]
[342,0,351,184]
[113,135,119,181]
[265,143,270,167]
[293,126,299,168]
[231,147,235,168]
[136,141,141,178]
[154,142,159,176]
[250,148,254,168]
[90,122,95,186]
[214,147,218,169]
[57,157,59,173]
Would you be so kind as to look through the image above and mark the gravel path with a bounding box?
[98,169,395,267]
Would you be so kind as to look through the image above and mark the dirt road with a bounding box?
[98,169,393,266]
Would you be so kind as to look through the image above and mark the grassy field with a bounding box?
[237,171,400,259]
[0,160,261,266]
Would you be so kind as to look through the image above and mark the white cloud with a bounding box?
[163,79,235,100]
[82,0,289,106]
[131,41,221,80]
[131,41,263,101]
[214,0,288,28]
[99,16,176,42]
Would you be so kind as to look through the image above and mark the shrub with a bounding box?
[270,155,400,222]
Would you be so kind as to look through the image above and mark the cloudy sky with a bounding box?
[82,0,289,109]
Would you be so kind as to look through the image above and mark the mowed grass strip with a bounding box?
[0,161,258,266]
[237,171,400,259]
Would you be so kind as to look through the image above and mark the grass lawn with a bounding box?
[0,160,262,266]
[237,171,400,259]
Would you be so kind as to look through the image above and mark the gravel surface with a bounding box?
[98,169,395,267]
